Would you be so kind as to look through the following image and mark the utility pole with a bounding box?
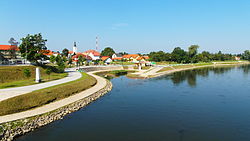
[96,36,98,51]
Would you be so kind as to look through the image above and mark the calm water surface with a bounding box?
[17,65,250,141]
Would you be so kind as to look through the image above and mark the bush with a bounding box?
[23,68,31,78]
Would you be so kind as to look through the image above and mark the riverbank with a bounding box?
[126,61,250,79]
[0,73,112,141]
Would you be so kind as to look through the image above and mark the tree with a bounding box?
[197,51,212,62]
[50,55,56,64]
[19,33,48,65]
[68,58,73,67]
[242,50,250,61]
[171,47,189,63]
[149,51,170,62]
[78,55,86,66]
[8,37,19,59]
[188,45,199,58]
[23,68,31,78]
[55,55,66,72]
[188,45,199,63]
[101,47,115,57]
[119,52,128,55]
[62,48,69,57]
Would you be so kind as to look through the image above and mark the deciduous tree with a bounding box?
[101,47,115,57]
[19,33,48,65]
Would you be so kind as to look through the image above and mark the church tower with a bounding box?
[73,42,77,54]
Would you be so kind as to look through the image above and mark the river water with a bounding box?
[17,65,250,141]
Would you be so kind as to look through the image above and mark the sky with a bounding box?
[0,0,250,54]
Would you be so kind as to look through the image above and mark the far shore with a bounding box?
[126,61,250,79]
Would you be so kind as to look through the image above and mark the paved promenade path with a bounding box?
[0,72,107,123]
[139,66,163,77]
[0,70,82,102]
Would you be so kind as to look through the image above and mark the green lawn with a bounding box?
[111,62,135,65]
[0,72,97,116]
[157,67,174,73]
[172,65,194,69]
[193,63,213,66]
[0,66,67,89]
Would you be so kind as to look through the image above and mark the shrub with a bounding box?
[23,68,31,78]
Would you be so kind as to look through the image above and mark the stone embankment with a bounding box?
[0,80,112,141]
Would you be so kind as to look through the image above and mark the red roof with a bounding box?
[84,50,101,56]
[72,54,92,62]
[112,57,123,60]
[137,56,143,61]
[69,51,74,54]
[101,56,110,61]
[43,50,53,56]
[123,54,140,59]
[143,56,150,60]
[0,45,19,51]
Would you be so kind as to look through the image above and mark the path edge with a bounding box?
[0,77,112,141]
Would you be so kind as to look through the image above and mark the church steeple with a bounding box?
[73,42,77,54]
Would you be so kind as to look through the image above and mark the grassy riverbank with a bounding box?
[95,70,135,79]
[0,66,67,89]
[127,61,250,78]
[0,72,97,116]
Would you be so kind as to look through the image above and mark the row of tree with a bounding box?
[17,33,250,69]
[148,45,250,63]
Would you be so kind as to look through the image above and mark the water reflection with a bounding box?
[238,64,250,74]
[154,65,249,87]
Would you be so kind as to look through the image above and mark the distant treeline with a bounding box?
[148,45,250,63]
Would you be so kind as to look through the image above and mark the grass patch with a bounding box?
[215,62,241,64]
[156,61,178,65]
[0,72,96,116]
[126,73,142,78]
[172,65,194,69]
[133,66,151,70]
[0,66,67,89]
[157,67,174,73]
[95,70,135,80]
[111,62,134,65]
[123,66,128,69]
[193,63,213,66]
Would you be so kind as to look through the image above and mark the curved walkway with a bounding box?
[0,70,82,102]
[0,72,107,123]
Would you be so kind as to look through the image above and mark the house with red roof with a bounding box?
[111,53,123,61]
[0,45,23,64]
[122,54,141,62]
[83,50,101,60]
[43,50,60,57]
[101,56,112,64]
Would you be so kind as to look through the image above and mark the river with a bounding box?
[17,65,250,141]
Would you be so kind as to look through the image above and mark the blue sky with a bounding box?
[0,0,250,54]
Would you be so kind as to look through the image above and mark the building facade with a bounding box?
[0,45,23,64]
